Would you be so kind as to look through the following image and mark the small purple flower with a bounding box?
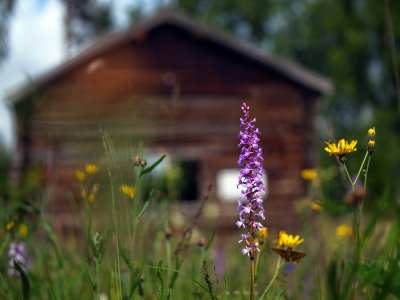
[237,103,266,257]
[8,242,31,277]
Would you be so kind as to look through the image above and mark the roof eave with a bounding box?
[8,10,333,105]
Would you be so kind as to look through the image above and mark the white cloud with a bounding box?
[0,0,157,149]
[0,0,64,95]
[0,0,63,149]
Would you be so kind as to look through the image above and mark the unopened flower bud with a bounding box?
[368,139,375,154]
[367,127,375,138]
[132,156,142,166]
[164,229,173,240]
[345,184,366,205]
[93,232,100,247]
[140,159,147,167]
[197,237,207,248]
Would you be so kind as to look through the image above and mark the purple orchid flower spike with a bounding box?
[237,102,266,258]
[8,242,31,277]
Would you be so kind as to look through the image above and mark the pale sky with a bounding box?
[0,0,152,150]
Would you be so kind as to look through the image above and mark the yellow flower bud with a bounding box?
[367,127,375,138]
[75,170,86,181]
[18,224,28,238]
[336,225,353,237]
[85,164,99,174]
[6,220,15,231]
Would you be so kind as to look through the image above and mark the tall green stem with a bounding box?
[342,162,353,186]
[110,178,122,299]
[353,152,369,188]
[254,251,261,281]
[363,155,371,190]
[259,257,282,299]
[250,258,255,300]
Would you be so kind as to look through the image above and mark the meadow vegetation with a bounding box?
[0,115,399,300]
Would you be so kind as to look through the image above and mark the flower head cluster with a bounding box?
[275,231,304,249]
[8,242,31,277]
[75,163,100,181]
[367,127,375,154]
[236,103,266,257]
[324,139,357,157]
[75,164,100,203]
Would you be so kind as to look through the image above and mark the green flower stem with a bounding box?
[109,174,122,299]
[95,256,101,299]
[254,250,261,280]
[342,162,354,186]
[250,257,255,300]
[353,151,369,188]
[166,238,172,297]
[351,152,370,265]
[357,154,371,264]
[259,257,282,300]
[363,155,372,190]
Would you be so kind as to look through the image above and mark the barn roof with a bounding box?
[8,10,333,104]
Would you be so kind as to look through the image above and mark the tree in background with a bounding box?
[61,0,114,55]
[0,0,115,62]
[0,0,16,63]
[157,0,400,206]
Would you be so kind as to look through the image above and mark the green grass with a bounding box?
[1,132,400,300]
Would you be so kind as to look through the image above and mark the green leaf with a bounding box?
[14,261,30,300]
[120,247,133,272]
[168,258,182,289]
[192,278,218,300]
[156,261,164,300]
[136,199,151,219]
[205,230,216,251]
[87,220,98,258]
[139,155,166,178]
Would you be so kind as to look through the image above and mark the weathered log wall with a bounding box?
[14,24,318,232]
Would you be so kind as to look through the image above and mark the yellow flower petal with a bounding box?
[18,224,28,238]
[301,169,317,181]
[336,225,353,237]
[324,139,357,156]
[85,164,99,174]
[368,127,375,137]
[75,170,86,181]
[120,185,136,199]
[274,231,304,249]
[6,221,15,231]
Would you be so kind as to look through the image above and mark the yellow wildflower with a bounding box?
[301,168,317,181]
[368,127,375,138]
[88,183,100,203]
[336,225,353,237]
[85,164,99,174]
[6,220,15,231]
[88,193,95,203]
[324,139,357,156]
[120,184,136,199]
[275,230,304,249]
[18,224,28,238]
[75,170,86,181]
[259,227,268,239]
[255,227,268,246]
[311,202,323,211]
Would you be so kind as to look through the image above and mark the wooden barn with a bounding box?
[8,11,332,232]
